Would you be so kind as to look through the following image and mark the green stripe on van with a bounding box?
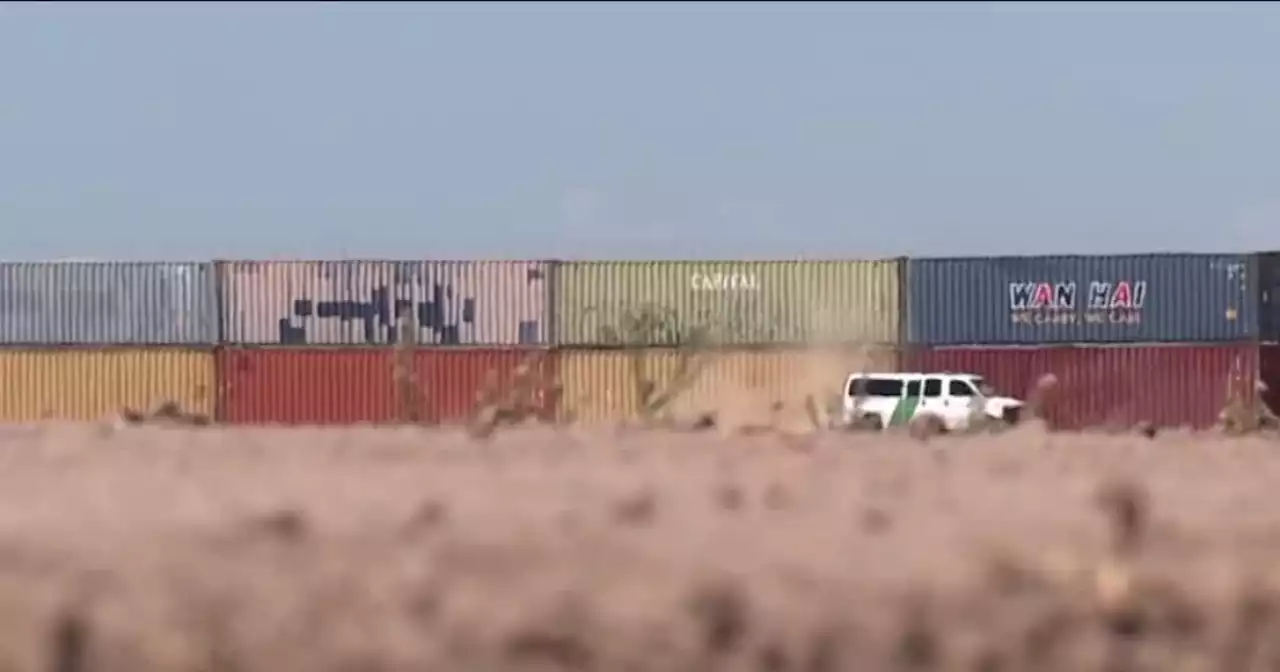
[889,395,921,427]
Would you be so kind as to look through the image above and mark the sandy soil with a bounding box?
[0,423,1278,671]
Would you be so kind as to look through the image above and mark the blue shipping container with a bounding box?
[0,262,219,345]
[907,254,1256,345]
[1256,252,1280,343]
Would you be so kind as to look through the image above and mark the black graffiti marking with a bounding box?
[277,283,540,345]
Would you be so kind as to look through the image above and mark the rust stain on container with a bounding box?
[559,346,899,426]
[0,348,214,421]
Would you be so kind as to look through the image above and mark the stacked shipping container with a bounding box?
[5,253,1277,429]
[0,262,218,420]
[905,254,1267,429]
[215,260,555,425]
[553,260,903,424]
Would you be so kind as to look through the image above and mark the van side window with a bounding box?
[922,378,943,398]
[869,379,903,397]
[948,380,976,397]
[851,378,902,397]
[905,380,922,397]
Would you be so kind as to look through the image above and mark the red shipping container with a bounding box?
[903,344,1258,430]
[218,348,557,425]
[218,349,396,425]
[1259,344,1280,417]
[413,348,558,424]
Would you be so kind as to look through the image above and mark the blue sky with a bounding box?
[2,1,1279,260]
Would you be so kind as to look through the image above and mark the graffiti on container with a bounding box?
[1008,280,1147,326]
[278,283,539,345]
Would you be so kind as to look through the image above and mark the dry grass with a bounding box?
[86,318,1280,669]
[0,424,1277,671]
[393,308,423,425]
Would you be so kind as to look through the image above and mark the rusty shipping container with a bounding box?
[903,344,1257,430]
[218,260,552,346]
[218,348,557,425]
[0,262,218,344]
[554,260,903,347]
[559,346,899,425]
[0,348,214,421]
[906,254,1256,345]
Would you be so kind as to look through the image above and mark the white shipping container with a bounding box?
[218,260,552,346]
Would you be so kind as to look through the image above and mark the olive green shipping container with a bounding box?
[553,260,904,347]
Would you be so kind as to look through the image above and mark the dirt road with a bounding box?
[0,423,1277,671]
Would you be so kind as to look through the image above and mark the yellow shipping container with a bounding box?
[0,348,215,421]
[559,347,900,427]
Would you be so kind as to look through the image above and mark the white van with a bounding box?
[842,372,1024,432]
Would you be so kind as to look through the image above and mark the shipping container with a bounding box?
[906,254,1256,345]
[902,344,1257,430]
[0,262,218,345]
[217,349,395,425]
[553,260,902,347]
[0,348,214,421]
[414,348,558,425]
[218,260,552,346]
[217,347,557,425]
[1256,252,1280,342]
[1262,344,1280,417]
[559,346,899,425]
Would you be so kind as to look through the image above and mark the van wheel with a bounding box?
[909,413,947,440]
[848,415,883,432]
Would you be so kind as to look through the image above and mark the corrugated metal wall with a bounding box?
[554,260,902,347]
[414,349,558,425]
[218,349,397,425]
[217,348,557,425]
[903,344,1256,430]
[907,254,1256,345]
[0,254,1263,431]
[0,262,218,345]
[218,260,552,346]
[0,348,214,421]
[559,346,899,425]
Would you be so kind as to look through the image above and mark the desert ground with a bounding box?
[0,422,1278,672]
